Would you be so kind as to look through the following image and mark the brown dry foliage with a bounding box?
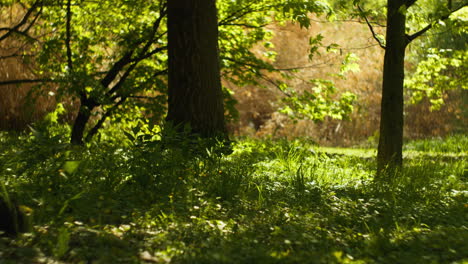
[0,4,56,131]
[228,19,466,146]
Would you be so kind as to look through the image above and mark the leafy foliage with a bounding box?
[1,0,361,142]
[280,79,357,121]
[405,6,468,110]
[406,49,467,110]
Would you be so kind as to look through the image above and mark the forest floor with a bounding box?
[0,131,467,264]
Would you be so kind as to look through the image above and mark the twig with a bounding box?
[0,78,58,86]
[357,5,386,49]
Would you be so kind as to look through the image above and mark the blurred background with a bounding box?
[1,5,466,146]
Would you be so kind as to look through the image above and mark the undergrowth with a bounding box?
[0,130,466,264]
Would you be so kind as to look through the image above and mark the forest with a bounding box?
[0,0,467,263]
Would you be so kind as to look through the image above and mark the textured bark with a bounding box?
[377,0,408,175]
[166,0,226,138]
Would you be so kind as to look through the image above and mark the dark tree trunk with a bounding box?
[70,95,97,145]
[166,0,226,138]
[377,0,409,175]
[0,196,32,237]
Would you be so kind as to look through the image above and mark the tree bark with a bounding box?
[166,0,226,138]
[377,0,408,175]
[70,95,97,145]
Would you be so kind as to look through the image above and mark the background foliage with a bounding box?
[1,0,465,145]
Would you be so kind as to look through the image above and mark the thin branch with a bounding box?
[309,18,386,27]
[0,27,37,42]
[218,4,256,26]
[0,0,42,42]
[65,0,73,71]
[101,4,166,93]
[272,56,342,71]
[127,95,161,99]
[151,68,168,77]
[85,97,127,142]
[130,46,167,63]
[406,3,468,43]
[23,3,43,34]
[218,3,273,27]
[357,5,386,49]
[0,78,58,86]
[108,67,168,100]
[221,56,274,71]
[219,23,269,28]
[222,56,339,72]
[135,4,167,60]
[258,74,292,98]
[0,53,35,60]
[107,63,138,98]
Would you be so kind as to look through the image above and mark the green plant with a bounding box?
[0,133,466,263]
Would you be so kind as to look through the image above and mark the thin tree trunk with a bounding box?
[377,0,408,175]
[70,96,97,145]
[166,0,226,138]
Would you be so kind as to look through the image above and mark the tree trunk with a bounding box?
[70,96,97,145]
[377,0,408,175]
[166,0,226,138]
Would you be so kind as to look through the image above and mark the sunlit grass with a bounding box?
[0,132,466,263]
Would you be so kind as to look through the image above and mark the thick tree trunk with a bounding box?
[166,0,226,138]
[377,1,408,175]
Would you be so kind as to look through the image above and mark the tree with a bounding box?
[375,0,408,175]
[0,1,169,144]
[63,1,168,144]
[357,0,467,175]
[1,0,352,144]
[166,0,226,138]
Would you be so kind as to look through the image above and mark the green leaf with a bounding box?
[63,161,81,174]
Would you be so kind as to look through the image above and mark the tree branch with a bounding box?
[222,56,339,72]
[308,18,386,27]
[65,0,73,71]
[405,0,418,8]
[357,5,386,49]
[218,4,256,26]
[101,4,166,92]
[135,4,167,60]
[100,51,135,88]
[107,63,138,98]
[258,74,292,98]
[218,3,272,27]
[130,46,167,63]
[85,97,127,142]
[406,3,468,43]
[0,0,42,42]
[218,23,268,28]
[127,95,162,100]
[0,78,58,86]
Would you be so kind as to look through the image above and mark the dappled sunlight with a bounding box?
[1,132,466,263]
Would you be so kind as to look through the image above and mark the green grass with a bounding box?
[0,132,467,263]
[404,134,468,153]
